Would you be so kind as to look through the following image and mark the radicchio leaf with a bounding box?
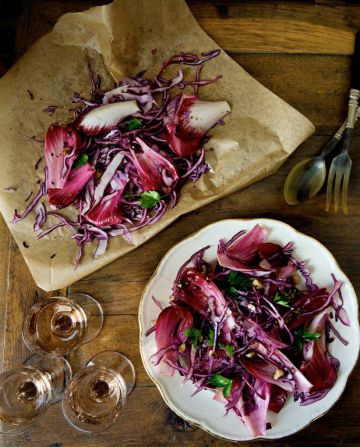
[241,342,313,393]
[287,283,340,330]
[153,304,193,376]
[236,379,271,437]
[48,163,95,208]
[300,311,339,396]
[45,124,82,190]
[131,138,179,193]
[165,94,230,157]
[173,268,225,317]
[84,171,129,227]
[221,378,270,437]
[258,243,288,268]
[268,384,288,414]
[217,225,272,276]
[78,101,140,135]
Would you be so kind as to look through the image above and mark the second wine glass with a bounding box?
[62,351,135,433]
[22,293,104,356]
[0,355,71,435]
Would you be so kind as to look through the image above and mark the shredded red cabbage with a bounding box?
[148,225,349,437]
[12,50,230,265]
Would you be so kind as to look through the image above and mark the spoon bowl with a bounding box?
[284,156,326,205]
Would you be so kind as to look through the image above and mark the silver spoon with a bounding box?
[284,111,359,205]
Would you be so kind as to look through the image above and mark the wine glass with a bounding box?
[0,355,72,435]
[62,351,135,433]
[22,293,104,356]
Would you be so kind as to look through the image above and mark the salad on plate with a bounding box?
[147,224,349,436]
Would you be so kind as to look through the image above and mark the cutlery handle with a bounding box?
[351,32,360,90]
[321,134,343,159]
[321,106,360,158]
[321,119,347,158]
[346,33,360,128]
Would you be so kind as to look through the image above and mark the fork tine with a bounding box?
[341,167,351,215]
[333,169,342,213]
[326,161,336,211]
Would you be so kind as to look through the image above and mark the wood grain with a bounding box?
[1,1,360,446]
[189,1,359,54]
[13,1,360,56]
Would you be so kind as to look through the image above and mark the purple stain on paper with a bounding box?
[44,105,58,115]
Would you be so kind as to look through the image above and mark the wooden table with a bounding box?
[1,1,360,446]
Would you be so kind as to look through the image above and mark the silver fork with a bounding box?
[326,102,360,214]
[326,32,360,215]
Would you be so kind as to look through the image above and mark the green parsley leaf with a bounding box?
[225,344,236,357]
[302,331,321,340]
[206,328,215,346]
[127,118,143,130]
[228,286,238,297]
[275,300,290,307]
[273,292,291,308]
[208,374,233,397]
[206,328,226,350]
[139,191,161,209]
[294,326,321,350]
[72,153,89,169]
[184,326,202,349]
[227,272,252,293]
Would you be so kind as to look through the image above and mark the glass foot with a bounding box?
[24,355,72,403]
[87,351,136,396]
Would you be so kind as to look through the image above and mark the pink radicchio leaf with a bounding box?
[235,379,270,437]
[287,285,338,330]
[165,94,230,157]
[48,163,95,208]
[258,242,289,268]
[173,268,227,318]
[152,305,193,376]
[77,101,140,135]
[226,225,269,263]
[277,261,297,281]
[300,311,339,395]
[131,137,179,193]
[268,384,288,414]
[247,320,288,350]
[45,124,82,190]
[84,171,129,227]
[241,341,313,394]
[217,225,272,276]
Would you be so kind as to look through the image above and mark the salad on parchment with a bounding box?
[12,50,230,266]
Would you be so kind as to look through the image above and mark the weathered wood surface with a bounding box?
[0,1,360,446]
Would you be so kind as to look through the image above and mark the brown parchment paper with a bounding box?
[0,0,314,291]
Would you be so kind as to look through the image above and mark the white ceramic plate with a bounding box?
[139,218,360,441]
